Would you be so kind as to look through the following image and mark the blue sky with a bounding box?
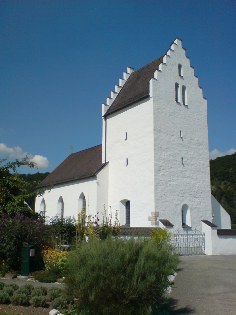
[0,0,235,173]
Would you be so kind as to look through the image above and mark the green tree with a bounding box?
[0,158,36,216]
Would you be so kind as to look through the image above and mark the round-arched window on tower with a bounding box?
[182,204,191,227]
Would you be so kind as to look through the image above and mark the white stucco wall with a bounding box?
[105,98,155,227]
[202,221,236,255]
[96,163,109,218]
[35,177,98,221]
[211,194,231,229]
[152,39,212,231]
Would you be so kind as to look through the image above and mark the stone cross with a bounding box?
[148,211,159,226]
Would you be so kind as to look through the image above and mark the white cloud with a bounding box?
[210,148,236,160]
[30,155,49,168]
[0,143,49,169]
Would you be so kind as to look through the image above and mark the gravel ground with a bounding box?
[170,255,236,315]
[0,304,51,315]
[0,275,64,288]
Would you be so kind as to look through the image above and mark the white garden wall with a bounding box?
[211,194,231,228]
[96,163,109,218]
[202,221,236,255]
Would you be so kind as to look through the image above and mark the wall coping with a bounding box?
[217,229,236,236]
[120,227,160,236]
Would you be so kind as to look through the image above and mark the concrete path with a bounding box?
[170,255,236,315]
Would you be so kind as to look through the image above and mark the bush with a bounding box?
[11,292,30,306]
[7,283,19,291]
[0,282,5,290]
[30,295,48,307]
[49,216,76,246]
[2,285,15,296]
[31,286,47,297]
[47,287,63,302]
[150,229,170,244]
[0,291,11,304]
[0,214,49,271]
[16,284,34,295]
[51,296,68,309]
[42,247,69,276]
[32,270,58,283]
[0,259,9,277]
[65,238,178,314]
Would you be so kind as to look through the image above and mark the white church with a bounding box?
[36,38,234,252]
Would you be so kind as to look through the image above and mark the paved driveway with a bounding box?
[170,255,236,315]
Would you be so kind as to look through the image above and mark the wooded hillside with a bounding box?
[210,153,236,224]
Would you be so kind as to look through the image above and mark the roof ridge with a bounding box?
[135,55,163,73]
[73,144,102,155]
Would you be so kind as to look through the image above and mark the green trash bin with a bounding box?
[20,243,35,276]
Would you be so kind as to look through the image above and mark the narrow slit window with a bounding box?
[180,130,183,139]
[178,64,183,77]
[182,85,187,105]
[175,83,180,103]
[126,158,128,166]
[125,132,127,140]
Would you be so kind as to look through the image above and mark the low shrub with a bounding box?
[33,270,58,283]
[7,283,19,291]
[31,286,47,297]
[0,260,9,277]
[0,282,5,290]
[16,284,34,295]
[11,292,30,306]
[150,228,171,244]
[30,295,48,307]
[0,291,11,304]
[65,238,178,314]
[47,287,63,301]
[51,296,68,309]
[42,247,69,277]
[2,285,15,296]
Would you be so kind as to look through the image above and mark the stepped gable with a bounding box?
[104,56,163,117]
[38,144,103,187]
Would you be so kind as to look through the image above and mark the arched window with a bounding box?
[57,196,64,219]
[182,85,187,105]
[125,201,130,226]
[40,198,46,219]
[182,204,191,227]
[78,193,86,214]
[178,64,183,77]
[120,199,131,226]
[175,83,180,103]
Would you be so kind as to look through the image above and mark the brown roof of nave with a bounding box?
[38,144,103,187]
[104,56,163,117]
